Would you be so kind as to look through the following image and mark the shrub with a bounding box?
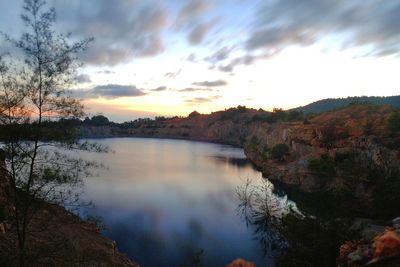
[271,144,289,160]
[388,111,400,132]
[188,111,200,118]
[261,146,270,160]
[247,136,260,151]
[277,214,359,267]
[308,154,336,178]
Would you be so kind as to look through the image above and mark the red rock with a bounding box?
[225,258,256,267]
[374,229,400,258]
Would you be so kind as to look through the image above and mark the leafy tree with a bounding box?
[88,115,110,126]
[0,0,99,264]
[308,154,336,179]
[388,111,400,132]
[271,144,289,161]
[188,110,200,118]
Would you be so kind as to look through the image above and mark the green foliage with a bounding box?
[308,154,336,179]
[286,188,359,219]
[388,111,400,132]
[297,96,400,114]
[277,214,359,267]
[84,115,110,126]
[271,144,289,160]
[247,135,260,151]
[250,135,259,145]
[261,146,270,160]
[251,109,304,123]
[188,111,200,118]
[372,173,400,219]
[155,116,168,121]
[219,106,248,120]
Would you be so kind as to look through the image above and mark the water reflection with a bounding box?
[235,178,298,255]
[208,156,252,168]
[78,138,292,267]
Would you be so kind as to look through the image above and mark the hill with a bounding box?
[294,95,400,114]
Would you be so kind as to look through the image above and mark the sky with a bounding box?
[1,0,400,122]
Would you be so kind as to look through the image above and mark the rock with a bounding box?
[347,250,363,263]
[225,258,256,267]
[374,229,400,258]
[340,241,358,258]
[392,217,400,229]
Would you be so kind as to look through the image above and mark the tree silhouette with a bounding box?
[0,0,100,265]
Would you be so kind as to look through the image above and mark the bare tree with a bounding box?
[0,0,100,265]
[236,178,296,254]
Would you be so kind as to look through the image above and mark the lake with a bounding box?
[78,138,291,267]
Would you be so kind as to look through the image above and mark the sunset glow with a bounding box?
[1,0,399,121]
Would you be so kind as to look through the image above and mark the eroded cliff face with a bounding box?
[243,106,400,197]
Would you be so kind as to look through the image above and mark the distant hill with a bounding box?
[295,96,400,114]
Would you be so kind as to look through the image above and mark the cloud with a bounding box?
[178,0,210,22]
[76,74,92,83]
[178,87,214,92]
[74,84,147,99]
[192,80,227,87]
[221,55,255,72]
[185,95,221,103]
[164,69,181,78]
[186,53,197,62]
[218,65,234,73]
[52,0,169,66]
[96,70,115,74]
[246,0,400,57]
[205,46,233,63]
[217,52,277,73]
[175,0,218,46]
[152,86,167,92]
[188,22,215,45]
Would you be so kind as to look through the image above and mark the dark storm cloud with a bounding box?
[74,84,146,99]
[50,0,169,66]
[246,0,400,56]
[76,74,92,84]
[192,80,227,87]
[185,95,221,103]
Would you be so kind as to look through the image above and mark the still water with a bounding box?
[78,138,289,267]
